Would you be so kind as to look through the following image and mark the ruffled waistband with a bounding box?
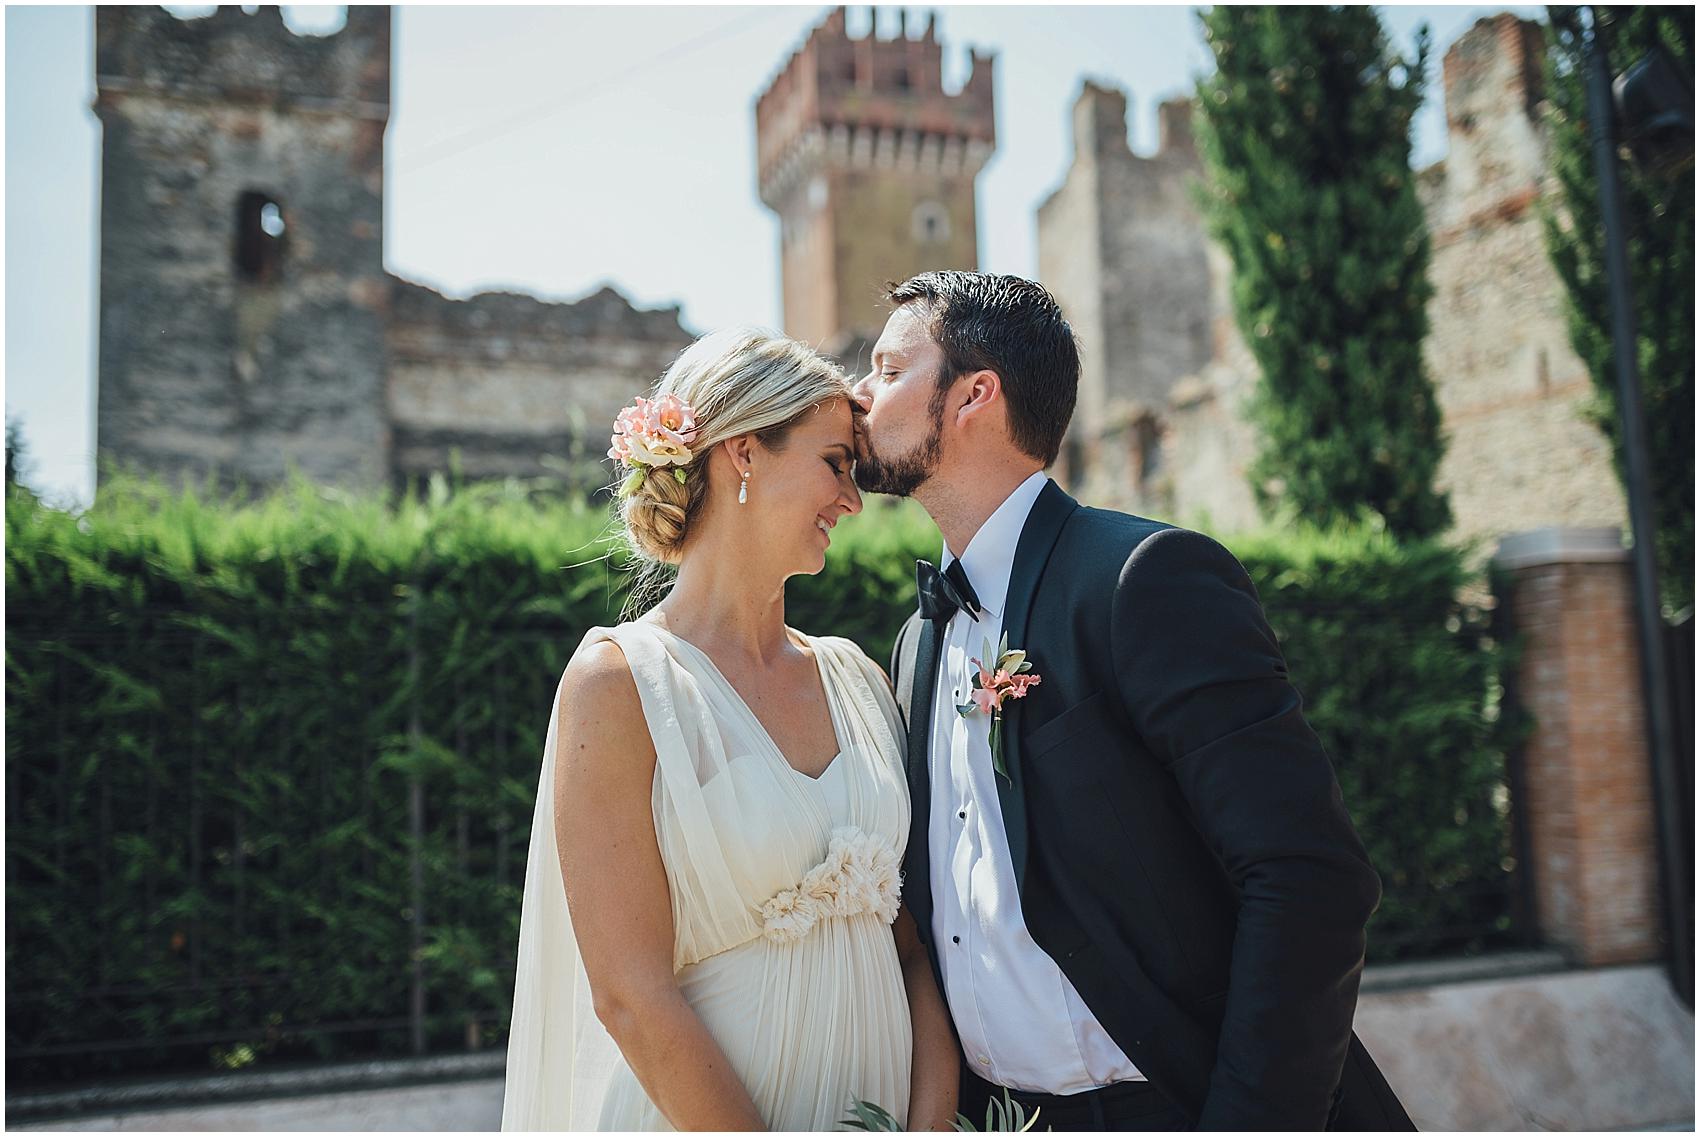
[757,826,902,944]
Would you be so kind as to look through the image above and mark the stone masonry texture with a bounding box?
[756,6,994,367]
[94,6,691,500]
[1036,13,1629,558]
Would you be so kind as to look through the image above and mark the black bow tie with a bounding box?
[916,558,983,624]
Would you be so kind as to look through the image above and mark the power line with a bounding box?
[398,8,784,174]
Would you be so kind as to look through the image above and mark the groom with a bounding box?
[851,271,1414,1131]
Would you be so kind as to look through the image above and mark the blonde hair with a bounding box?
[618,328,852,567]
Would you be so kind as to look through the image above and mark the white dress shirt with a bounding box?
[927,471,1145,1094]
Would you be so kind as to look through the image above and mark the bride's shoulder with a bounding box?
[800,631,893,691]
[562,626,641,693]
[557,635,663,785]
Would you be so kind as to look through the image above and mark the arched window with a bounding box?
[235,190,286,283]
[911,201,950,244]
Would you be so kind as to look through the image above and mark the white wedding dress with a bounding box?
[502,620,914,1131]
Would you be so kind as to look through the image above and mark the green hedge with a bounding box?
[5,474,1520,1084]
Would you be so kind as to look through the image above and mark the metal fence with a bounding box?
[8,602,1525,1086]
[6,616,573,1087]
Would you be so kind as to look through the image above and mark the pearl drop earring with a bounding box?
[738,470,750,505]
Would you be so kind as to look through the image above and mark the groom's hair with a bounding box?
[885,271,1079,466]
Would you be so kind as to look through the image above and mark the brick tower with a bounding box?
[755,7,995,366]
[94,6,392,496]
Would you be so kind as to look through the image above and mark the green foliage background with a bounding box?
[1541,6,1695,614]
[1193,6,1453,541]
[7,474,1519,1084]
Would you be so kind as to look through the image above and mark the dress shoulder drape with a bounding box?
[502,622,913,1131]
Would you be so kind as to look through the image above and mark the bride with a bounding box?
[501,329,960,1130]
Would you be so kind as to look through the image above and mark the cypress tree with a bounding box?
[1541,7,1694,614]
[6,417,31,496]
[1194,6,1452,540]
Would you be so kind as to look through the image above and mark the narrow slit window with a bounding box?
[235,191,286,283]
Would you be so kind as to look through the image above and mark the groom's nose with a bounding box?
[850,374,873,406]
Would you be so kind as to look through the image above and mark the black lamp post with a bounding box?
[1546,4,1693,1006]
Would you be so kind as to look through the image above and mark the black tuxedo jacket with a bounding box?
[891,481,1413,1131]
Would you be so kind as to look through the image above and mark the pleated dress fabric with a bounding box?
[500,620,914,1132]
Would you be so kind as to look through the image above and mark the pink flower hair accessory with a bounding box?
[608,394,700,498]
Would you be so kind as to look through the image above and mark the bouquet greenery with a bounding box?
[844,1088,1045,1132]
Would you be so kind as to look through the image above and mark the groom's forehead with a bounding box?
[875,306,938,359]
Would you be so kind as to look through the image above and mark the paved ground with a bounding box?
[14,963,1694,1132]
[1355,963,1694,1132]
[15,1079,505,1132]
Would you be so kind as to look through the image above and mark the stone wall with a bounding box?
[1418,14,1627,550]
[93,7,695,502]
[1038,13,1630,553]
[1039,83,1239,523]
[94,4,393,496]
[386,280,691,492]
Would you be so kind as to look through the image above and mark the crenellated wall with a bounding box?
[94,4,393,495]
[1038,83,1220,516]
[1416,14,1626,548]
[93,6,691,501]
[756,6,995,363]
[1037,13,1629,553]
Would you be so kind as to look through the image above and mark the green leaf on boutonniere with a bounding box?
[990,717,1008,782]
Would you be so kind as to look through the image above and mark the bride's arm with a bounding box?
[864,653,962,1131]
[894,904,961,1130]
[553,640,766,1131]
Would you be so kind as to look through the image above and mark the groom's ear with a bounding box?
[952,368,1004,429]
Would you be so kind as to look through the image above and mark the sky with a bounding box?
[5,3,1544,510]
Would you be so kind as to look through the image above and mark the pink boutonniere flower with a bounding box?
[957,633,1041,781]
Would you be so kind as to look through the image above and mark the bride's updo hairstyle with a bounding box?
[617,328,852,566]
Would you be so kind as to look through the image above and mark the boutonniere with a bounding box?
[957,633,1041,782]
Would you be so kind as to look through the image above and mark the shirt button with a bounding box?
[958,810,966,820]
[979,1055,991,1066]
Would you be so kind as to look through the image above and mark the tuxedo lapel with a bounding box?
[995,479,1079,892]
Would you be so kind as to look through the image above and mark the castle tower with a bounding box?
[1414,13,1628,547]
[94,5,393,496]
[1036,80,1213,508]
[755,7,995,365]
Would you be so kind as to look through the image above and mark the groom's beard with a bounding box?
[854,385,949,498]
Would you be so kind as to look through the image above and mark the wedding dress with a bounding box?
[501,620,913,1131]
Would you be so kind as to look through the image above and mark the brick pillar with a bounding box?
[1495,527,1662,965]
